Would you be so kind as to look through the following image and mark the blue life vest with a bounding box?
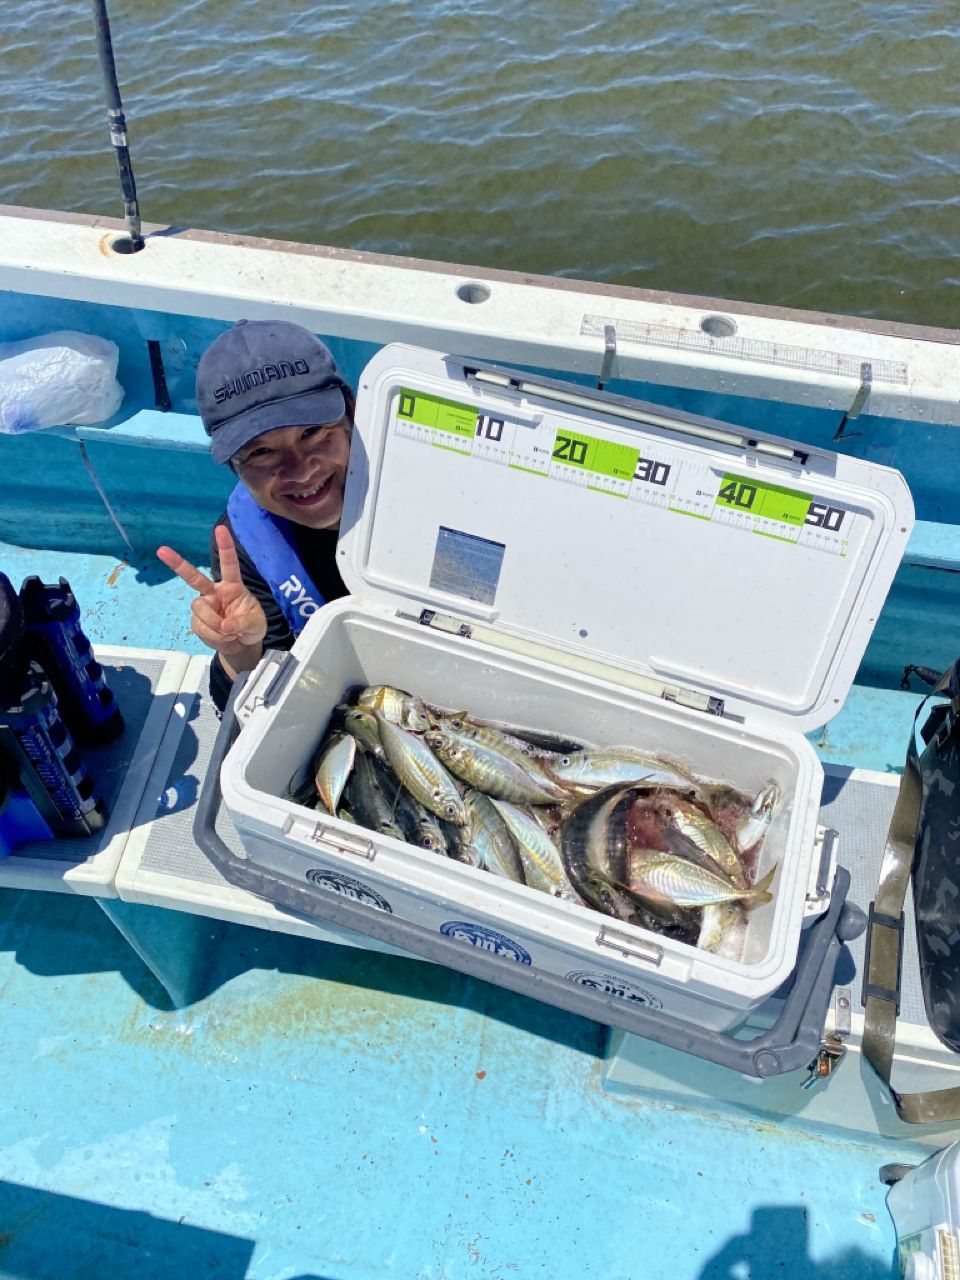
[226,483,326,636]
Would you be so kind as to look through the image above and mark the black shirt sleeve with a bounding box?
[207,512,349,713]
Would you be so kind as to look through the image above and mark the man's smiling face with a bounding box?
[232,418,352,529]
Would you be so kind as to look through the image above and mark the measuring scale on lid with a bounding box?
[346,346,909,731]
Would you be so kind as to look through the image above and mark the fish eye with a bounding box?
[559,755,572,767]
[443,803,459,818]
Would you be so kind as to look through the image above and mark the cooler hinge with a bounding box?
[661,687,725,716]
[417,608,473,639]
[409,609,725,717]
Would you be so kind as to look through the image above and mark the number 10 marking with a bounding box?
[476,414,505,442]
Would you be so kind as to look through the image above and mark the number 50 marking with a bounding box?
[805,502,846,532]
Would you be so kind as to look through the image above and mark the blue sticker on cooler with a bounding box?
[439,921,532,964]
[565,970,663,1009]
[305,868,393,913]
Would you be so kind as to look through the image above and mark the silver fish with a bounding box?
[462,790,525,883]
[427,727,567,805]
[435,709,585,757]
[415,814,448,853]
[552,748,695,792]
[345,750,405,842]
[358,686,432,731]
[559,783,689,932]
[400,696,433,734]
[375,714,468,825]
[490,799,579,900]
[343,707,385,759]
[625,849,777,909]
[314,733,356,815]
[735,783,781,854]
[698,902,748,958]
[393,785,448,854]
[664,797,747,889]
[436,716,568,797]
[442,819,482,868]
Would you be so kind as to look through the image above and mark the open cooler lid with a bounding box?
[338,344,914,733]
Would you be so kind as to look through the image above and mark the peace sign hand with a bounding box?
[157,524,268,668]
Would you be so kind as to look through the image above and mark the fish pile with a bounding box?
[299,684,781,960]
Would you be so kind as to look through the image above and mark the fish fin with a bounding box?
[660,828,728,879]
[747,863,778,906]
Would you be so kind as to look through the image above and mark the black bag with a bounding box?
[862,660,960,1123]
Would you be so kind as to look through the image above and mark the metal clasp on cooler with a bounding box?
[237,650,298,722]
[596,925,664,967]
[802,1036,847,1089]
[804,827,838,916]
[286,814,377,862]
[418,609,472,639]
[311,822,377,862]
[801,987,852,1090]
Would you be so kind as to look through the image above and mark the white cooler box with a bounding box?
[212,344,914,1043]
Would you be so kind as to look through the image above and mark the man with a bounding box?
[157,320,353,710]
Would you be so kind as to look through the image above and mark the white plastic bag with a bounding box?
[0,331,125,433]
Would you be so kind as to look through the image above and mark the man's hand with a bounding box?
[157,525,267,672]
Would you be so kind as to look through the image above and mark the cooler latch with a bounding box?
[804,826,838,917]
[802,987,851,1090]
[418,609,473,639]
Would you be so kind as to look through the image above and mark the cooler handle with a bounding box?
[193,671,251,876]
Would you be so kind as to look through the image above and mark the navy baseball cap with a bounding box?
[197,320,348,464]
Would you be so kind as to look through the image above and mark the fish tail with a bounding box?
[747,863,777,906]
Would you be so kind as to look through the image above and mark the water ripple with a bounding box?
[1,0,958,325]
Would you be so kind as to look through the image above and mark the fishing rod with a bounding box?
[88,0,172,414]
[89,0,143,251]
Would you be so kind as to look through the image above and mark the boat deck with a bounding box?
[0,538,943,1279]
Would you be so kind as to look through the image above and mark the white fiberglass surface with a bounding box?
[236,605,820,975]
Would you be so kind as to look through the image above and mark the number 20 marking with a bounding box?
[553,435,588,465]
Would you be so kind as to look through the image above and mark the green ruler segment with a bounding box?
[398,388,477,440]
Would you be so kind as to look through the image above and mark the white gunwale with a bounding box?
[2,203,959,425]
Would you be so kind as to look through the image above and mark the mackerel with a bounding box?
[426,727,567,805]
[359,685,433,731]
[343,707,385,759]
[436,716,568,797]
[393,785,448,854]
[553,748,695,792]
[313,733,356,815]
[698,902,748,958]
[667,797,748,889]
[625,849,777,909]
[345,750,405,841]
[463,790,525,883]
[375,714,468,825]
[735,783,781,854]
[490,799,578,900]
[559,784,696,938]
